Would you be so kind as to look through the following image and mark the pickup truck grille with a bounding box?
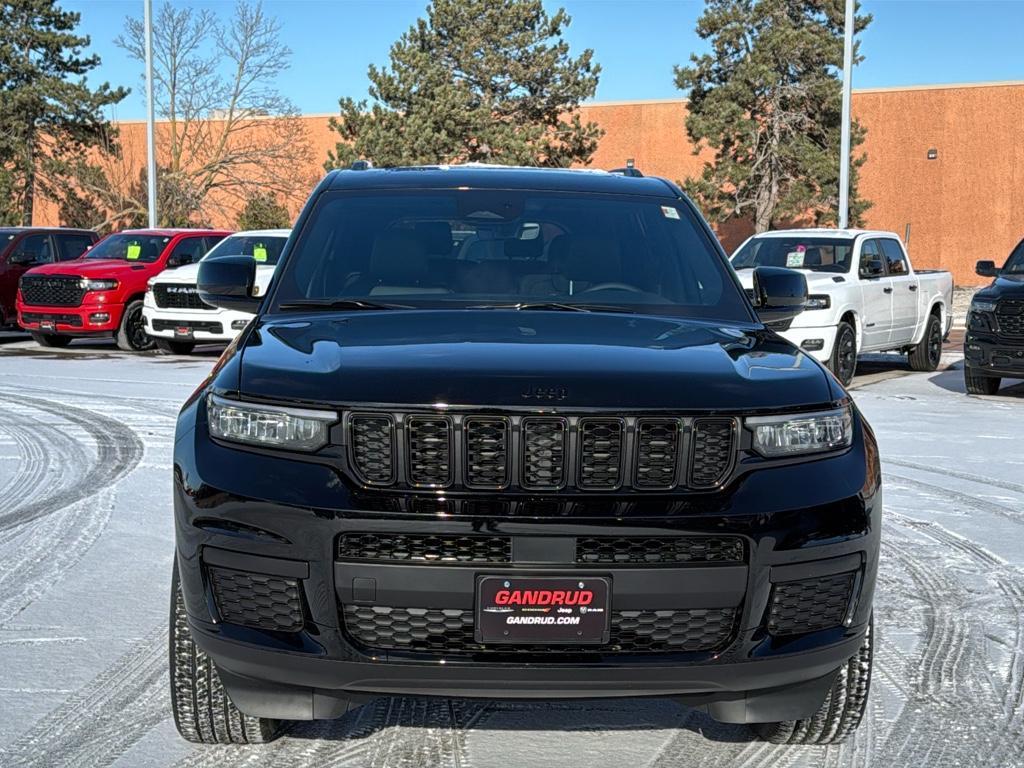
[153,283,214,310]
[997,299,1024,337]
[346,412,736,492]
[19,275,85,307]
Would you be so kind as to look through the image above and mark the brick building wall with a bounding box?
[32,81,1024,286]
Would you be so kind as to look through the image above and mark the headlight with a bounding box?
[207,394,336,451]
[746,406,853,457]
[82,278,118,291]
[805,294,831,310]
[971,300,997,313]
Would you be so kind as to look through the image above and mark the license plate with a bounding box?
[174,326,193,338]
[476,576,610,645]
[40,320,55,331]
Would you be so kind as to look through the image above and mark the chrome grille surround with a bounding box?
[343,411,741,492]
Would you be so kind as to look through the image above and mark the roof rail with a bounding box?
[608,158,643,177]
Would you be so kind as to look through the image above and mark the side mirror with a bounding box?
[197,255,260,313]
[9,251,36,266]
[859,259,884,278]
[752,266,808,324]
[975,260,1000,278]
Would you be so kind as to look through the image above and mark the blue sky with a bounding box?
[65,0,1024,121]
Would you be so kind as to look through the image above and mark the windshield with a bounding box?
[85,233,170,263]
[270,190,750,322]
[204,234,289,265]
[1004,239,1024,274]
[732,236,854,274]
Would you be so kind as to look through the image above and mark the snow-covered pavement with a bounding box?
[0,339,1022,768]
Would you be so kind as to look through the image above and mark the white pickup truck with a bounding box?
[731,228,954,385]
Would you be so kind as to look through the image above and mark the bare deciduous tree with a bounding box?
[84,0,314,226]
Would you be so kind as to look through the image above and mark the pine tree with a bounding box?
[326,0,602,169]
[0,0,127,225]
[236,191,290,230]
[675,0,872,231]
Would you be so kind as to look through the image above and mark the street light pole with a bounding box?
[838,0,854,229]
[144,0,158,228]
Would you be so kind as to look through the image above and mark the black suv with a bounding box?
[966,243,1024,394]
[172,166,880,746]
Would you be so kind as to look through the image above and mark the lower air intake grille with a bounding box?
[338,533,512,564]
[768,572,855,636]
[690,418,735,488]
[576,535,744,565]
[209,567,303,632]
[342,605,736,654]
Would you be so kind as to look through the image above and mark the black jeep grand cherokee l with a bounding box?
[172,166,880,746]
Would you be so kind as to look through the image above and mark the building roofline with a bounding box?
[852,79,1024,95]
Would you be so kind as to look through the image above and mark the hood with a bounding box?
[155,262,276,290]
[976,272,1024,301]
[156,262,200,283]
[27,259,154,279]
[235,310,834,411]
[734,268,849,293]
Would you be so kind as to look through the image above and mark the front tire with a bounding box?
[156,339,196,355]
[964,365,1000,396]
[828,321,858,386]
[30,332,72,348]
[909,313,942,372]
[170,561,282,744]
[753,619,873,745]
[115,299,154,352]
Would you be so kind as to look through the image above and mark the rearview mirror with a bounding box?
[752,266,808,324]
[859,259,884,278]
[975,260,1000,278]
[197,255,260,313]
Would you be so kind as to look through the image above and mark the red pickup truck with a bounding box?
[17,228,229,350]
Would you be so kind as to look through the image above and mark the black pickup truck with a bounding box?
[966,244,1024,394]
[172,166,880,746]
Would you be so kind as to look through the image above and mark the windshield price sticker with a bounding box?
[786,244,807,267]
[126,242,142,260]
[660,205,680,220]
[253,244,268,262]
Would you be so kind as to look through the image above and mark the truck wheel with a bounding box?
[170,561,282,744]
[909,313,942,372]
[828,321,857,386]
[29,332,72,348]
[964,366,1000,396]
[753,619,872,745]
[115,299,155,352]
[156,339,196,355]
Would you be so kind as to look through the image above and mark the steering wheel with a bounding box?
[582,282,644,294]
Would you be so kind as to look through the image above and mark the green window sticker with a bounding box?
[253,243,268,263]
[126,242,142,260]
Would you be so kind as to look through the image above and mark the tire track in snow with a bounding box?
[0,624,169,768]
[886,458,1024,497]
[0,391,144,532]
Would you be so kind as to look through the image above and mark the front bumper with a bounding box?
[173,397,881,721]
[779,325,837,362]
[142,303,243,343]
[965,331,1024,378]
[17,299,123,335]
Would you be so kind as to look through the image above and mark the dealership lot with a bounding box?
[0,340,1021,768]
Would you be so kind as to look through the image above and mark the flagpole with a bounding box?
[144,0,158,227]
[838,0,854,229]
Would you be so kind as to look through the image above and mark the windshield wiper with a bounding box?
[277,299,412,311]
[470,302,637,314]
